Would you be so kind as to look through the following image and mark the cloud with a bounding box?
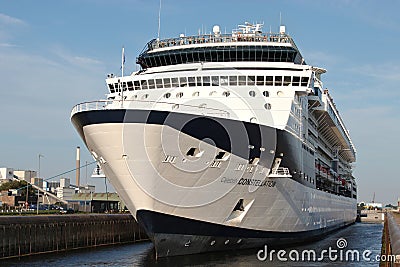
[0,42,18,47]
[50,46,104,70]
[347,63,400,82]
[0,13,26,26]
[0,46,106,137]
[303,50,343,67]
[0,13,27,47]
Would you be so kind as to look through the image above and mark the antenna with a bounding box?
[121,46,125,77]
[157,0,162,40]
[280,12,282,25]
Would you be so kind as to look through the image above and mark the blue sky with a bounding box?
[1,0,399,204]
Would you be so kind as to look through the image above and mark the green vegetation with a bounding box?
[0,180,36,196]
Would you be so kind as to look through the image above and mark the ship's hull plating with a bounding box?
[137,209,350,257]
[71,109,356,257]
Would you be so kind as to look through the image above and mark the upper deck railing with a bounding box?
[144,32,298,53]
[71,100,230,118]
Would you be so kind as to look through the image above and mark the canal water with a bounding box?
[2,222,383,266]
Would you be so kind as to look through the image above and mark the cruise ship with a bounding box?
[71,22,357,258]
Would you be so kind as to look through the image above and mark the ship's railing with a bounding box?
[146,32,297,52]
[322,93,357,158]
[71,100,113,115]
[269,167,292,178]
[71,99,230,118]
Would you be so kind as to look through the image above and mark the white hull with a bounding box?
[72,113,356,257]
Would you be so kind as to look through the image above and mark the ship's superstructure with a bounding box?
[71,22,357,257]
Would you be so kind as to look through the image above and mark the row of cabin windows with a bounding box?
[137,90,273,110]
[109,75,310,93]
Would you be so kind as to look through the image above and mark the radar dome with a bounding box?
[212,25,221,35]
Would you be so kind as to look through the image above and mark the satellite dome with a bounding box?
[212,25,220,35]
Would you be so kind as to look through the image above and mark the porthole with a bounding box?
[209,91,217,96]
[277,91,284,97]
[133,95,138,99]
[264,103,271,110]
[141,94,149,99]
[249,90,256,97]
[223,91,230,97]
[176,92,183,98]
[172,104,179,110]
[164,93,171,98]
[263,91,269,97]
[193,91,200,97]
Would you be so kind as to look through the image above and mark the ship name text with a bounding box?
[220,177,276,187]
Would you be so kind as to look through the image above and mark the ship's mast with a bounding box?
[121,46,125,77]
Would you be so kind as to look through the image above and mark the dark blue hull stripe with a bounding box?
[71,109,275,163]
[136,209,352,239]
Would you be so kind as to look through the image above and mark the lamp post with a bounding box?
[37,154,44,215]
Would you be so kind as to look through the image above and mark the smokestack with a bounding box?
[76,146,80,187]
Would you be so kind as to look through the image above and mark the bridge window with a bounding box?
[256,76,264,86]
[266,76,273,86]
[203,76,210,86]
[163,78,171,88]
[283,76,291,86]
[301,77,309,87]
[247,76,255,86]
[127,81,134,91]
[292,76,300,86]
[108,84,115,93]
[212,76,219,86]
[119,82,126,92]
[156,79,163,89]
[220,76,228,85]
[171,78,179,87]
[196,76,202,86]
[114,83,119,92]
[148,79,155,89]
[188,77,195,87]
[134,81,140,90]
[275,76,282,86]
[238,76,246,86]
[140,80,148,89]
[137,45,300,69]
[179,77,187,87]
[229,76,238,86]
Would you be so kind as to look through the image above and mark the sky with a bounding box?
[0,0,399,204]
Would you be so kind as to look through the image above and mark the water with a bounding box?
[2,223,383,267]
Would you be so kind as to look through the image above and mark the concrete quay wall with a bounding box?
[381,212,400,266]
[0,214,147,259]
